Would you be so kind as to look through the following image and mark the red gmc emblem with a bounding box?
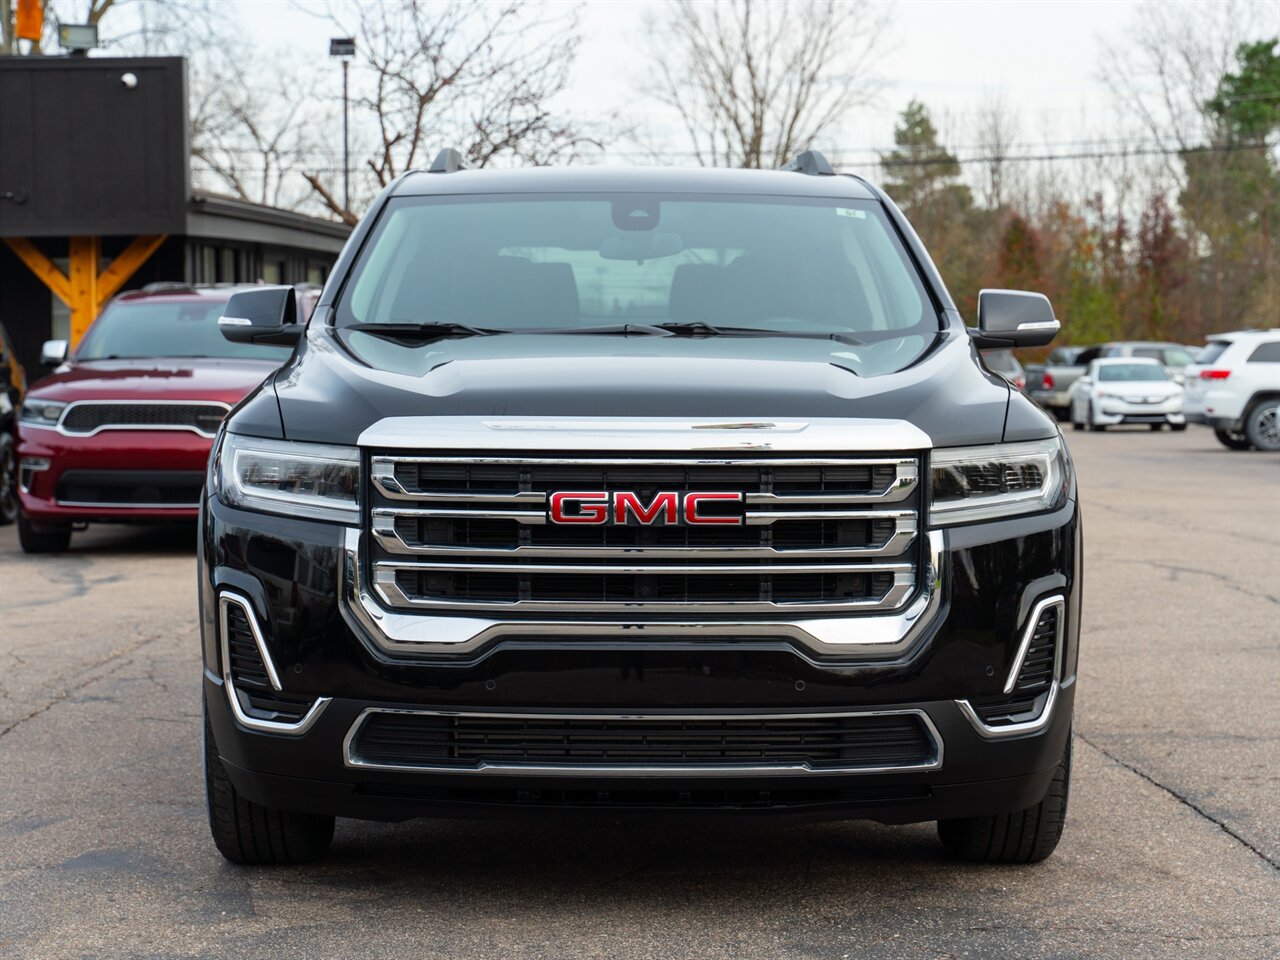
[548,491,744,526]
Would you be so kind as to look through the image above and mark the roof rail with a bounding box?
[428,148,466,174]
[780,150,834,176]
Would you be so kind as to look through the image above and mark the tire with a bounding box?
[1086,403,1105,432]
[0,434,16,525]
[1149,423,1163,432]
[1071,419,1084,432]
[204,698,334,865]
[1171,422,1187,432]
[1244,399,1280,452]
[938,729,1071,864]
[17,511,72,553]
[1215,428,1253,451]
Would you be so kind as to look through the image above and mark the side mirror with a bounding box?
[972,289,1060,348]
[41,339,68,366]
[218,286,303,346]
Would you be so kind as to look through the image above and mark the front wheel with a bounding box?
[1170,422,1187,432]
[0,434,17,525]
[1244,399,1280,451]
[204,698,334,864]
[1214,428,1252,450]
[938,729,1071,864]
[17,512,72,553]
[1086,403,1105,432]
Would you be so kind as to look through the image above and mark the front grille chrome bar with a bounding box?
[371,509,918,559]
[371,564,916,614]
[371,456,918,505]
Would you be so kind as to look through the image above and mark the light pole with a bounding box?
[329,37,356,214]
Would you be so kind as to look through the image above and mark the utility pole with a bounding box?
[328,37,356,216]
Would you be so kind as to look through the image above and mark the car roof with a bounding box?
[112,284,257,304]
[392,165,879,200]
[1206,328,1280,342]
[1093,356,1162,364]
[1104,341,1187,348]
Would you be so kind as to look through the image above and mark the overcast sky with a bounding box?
[224,0,1280,161]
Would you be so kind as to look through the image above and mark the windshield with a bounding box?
[1098,363,1168,382]
[336,193,939,375]
[76,301,292,362]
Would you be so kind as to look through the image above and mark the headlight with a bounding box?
[216,433,360,523]
[930,437,1068,526]
[19,399,68,426]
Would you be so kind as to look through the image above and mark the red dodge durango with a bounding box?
[15,285,296,553]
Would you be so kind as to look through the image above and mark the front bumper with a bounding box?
[1030,389,1071,411]
[200,494,1082,823]
[1092,398,1184,426]
[17,426,211,522]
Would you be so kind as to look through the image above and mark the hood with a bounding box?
[27,357,281,406]
[266,327,1042,448]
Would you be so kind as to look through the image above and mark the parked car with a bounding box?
[1030,345,1092,419]
[1183,329,1280,451]
[1097,341,1198,384]
[0,322,26,525]
[980,348,1026,390]
[1034,342,1197,420]
[1069,357,1185,431]
[14,284,294,553]
[199,151,1080,866]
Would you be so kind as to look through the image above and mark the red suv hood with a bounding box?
[26,357,280,405]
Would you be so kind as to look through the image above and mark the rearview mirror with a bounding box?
[40,339,68,366]
[218,286,303,346]
[972,289,1060,348]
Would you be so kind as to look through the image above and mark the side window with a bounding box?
[1075,347,1101,365]
[1246,341,1280,363]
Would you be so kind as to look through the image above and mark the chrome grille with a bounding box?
[366,453,921,614]
[59,401,228,437]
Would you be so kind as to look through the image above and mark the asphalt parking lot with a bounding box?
[1,427,1277,960]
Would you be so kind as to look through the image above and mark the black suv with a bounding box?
[201,151,1079,865]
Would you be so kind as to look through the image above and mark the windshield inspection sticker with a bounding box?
[836,208,867,218]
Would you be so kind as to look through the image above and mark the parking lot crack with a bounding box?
[0,633,163,740]
[1077,732,1280,871]
[1110,558,1280,607]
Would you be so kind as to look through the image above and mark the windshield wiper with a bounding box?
[344,321,502,341]
[651,322,864,346]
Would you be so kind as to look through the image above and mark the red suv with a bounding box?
[15,284,297,553]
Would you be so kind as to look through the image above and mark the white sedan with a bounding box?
[1069,358,1186,432]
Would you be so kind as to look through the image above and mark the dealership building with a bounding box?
[0,55,350,376]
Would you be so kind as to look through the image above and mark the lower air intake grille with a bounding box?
[349,711,938,772]
[54,469,204,507]
[223,597,314,724]
[226,603,272,692]
[970,600,1062,727]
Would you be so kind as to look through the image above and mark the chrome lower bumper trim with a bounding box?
[339,528,945,659]
[342,706,944,777]
[956,681,1061,739]
[219,592,330,735]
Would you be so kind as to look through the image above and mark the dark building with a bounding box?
[0,55,349,375]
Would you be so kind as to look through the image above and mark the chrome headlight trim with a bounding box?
[216,433,360,524]
[929,436,1068,527]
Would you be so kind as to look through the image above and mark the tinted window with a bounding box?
[1161,348,1194,366]
[76,301,292,361]
[1098,363,1168,382]
[338,194,939,376]
[1130,347,1163,361]
[1197,341,1230,365]
[1247,341,1280,363]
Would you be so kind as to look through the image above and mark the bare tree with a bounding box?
[303,0,599,224]
[972,93,1021,210]
[642,0,891,169]
[189,49,327,210]
[1098,0,1266,186]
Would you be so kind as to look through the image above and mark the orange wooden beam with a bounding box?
[2,237,71,306]
[3,234,167,346]
[67,235,102,345]
[96,234,166,311]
